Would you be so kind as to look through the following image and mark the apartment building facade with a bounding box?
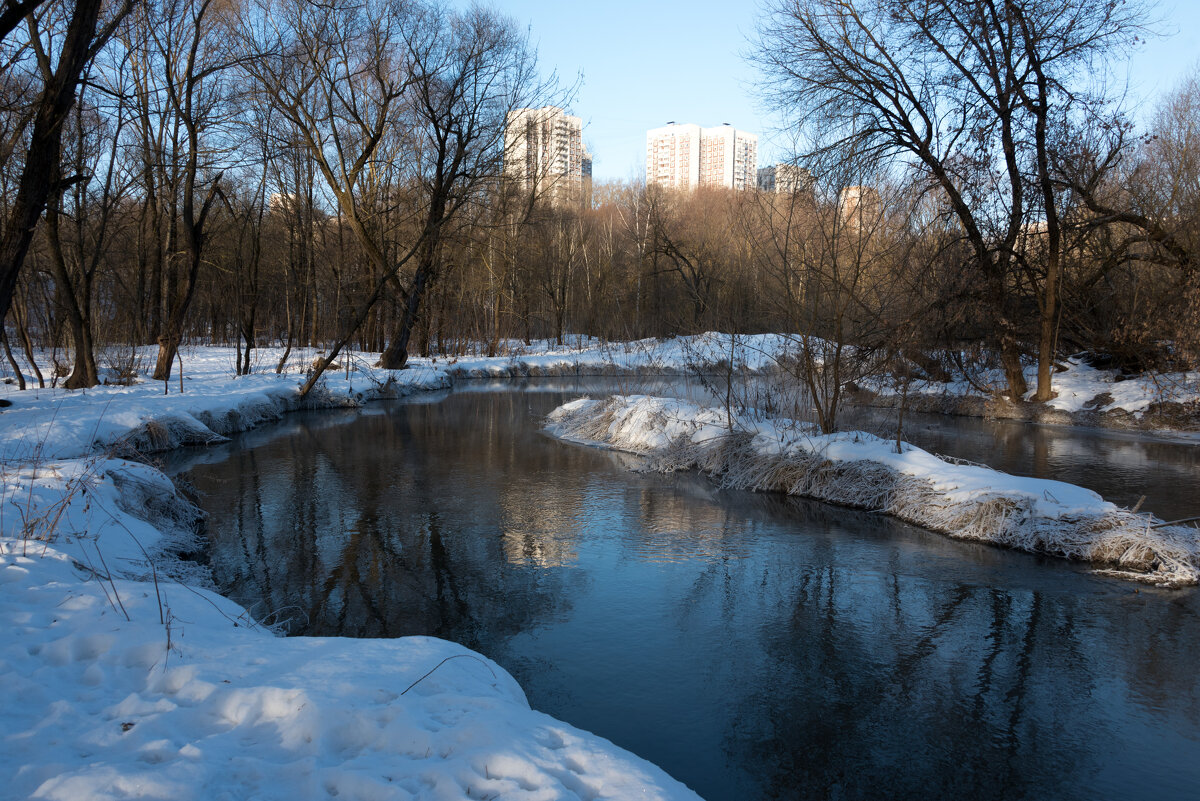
[504,106,592,205]
[838,185,883,230]
[757,163,814,195]
[646,122,757,191]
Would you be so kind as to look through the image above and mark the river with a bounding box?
[168,378,1200,800]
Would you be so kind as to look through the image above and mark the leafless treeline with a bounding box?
[0,0,1195,411]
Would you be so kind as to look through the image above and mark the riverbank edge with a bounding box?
[849,386,1200,435]
[0,340,1195,795]
[544,395,1200,588]
[0,361,704,800]
[439,362,1200,436]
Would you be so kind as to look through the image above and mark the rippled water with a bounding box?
[171,380,1200,801]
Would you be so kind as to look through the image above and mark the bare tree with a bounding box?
[1058,68,1199,366]
[246,0,547,390]
[377,3,543,369]
[753,0,1147,401]
[0,0,49,44]
[0,0,130,333]
[745,165,917,432]
[43,64,131,388]
[243,0,428,391]
[132,0,241,381]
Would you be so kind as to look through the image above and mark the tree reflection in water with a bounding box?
[180,388,1200,801]
[190,392,586,645]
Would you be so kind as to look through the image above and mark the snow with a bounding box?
[2,334,1198,799]
[6,336,1199,423]
[0,335,791,461]
[2,540,694,800]
[444,336,1200,421]
[1032,359,1200,415]
[0,345,702,801]
[860,352,1200,418]
[0,348,450,462]
[546,395,1200,586]
[549,395,1111,516]
[431,332,796,377]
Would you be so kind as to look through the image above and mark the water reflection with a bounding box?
[187,392,596,643]
[716,550,1200,801]
[177,386,1200,801]
[840,404,1200,520]
[455,376,1200,519]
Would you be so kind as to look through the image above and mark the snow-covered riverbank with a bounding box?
[2,336,1198,798]
[446,335,1200,432]
[546,395,1200,587]
[0,347,701,801]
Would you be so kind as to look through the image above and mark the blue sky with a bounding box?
[496,0,1200,182]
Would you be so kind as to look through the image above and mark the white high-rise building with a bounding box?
[645,122,702,190]
[698,124,758,191]
[646,122,758,191]
[504,106,591,205]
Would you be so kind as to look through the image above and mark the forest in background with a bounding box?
[0,0,1195,427]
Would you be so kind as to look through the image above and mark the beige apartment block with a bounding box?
[646,122,757,191]
[838,185,883,230]
[757,163,814,194]
[505,106,592,206]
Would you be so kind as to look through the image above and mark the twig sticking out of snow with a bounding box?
[400,654,498,696]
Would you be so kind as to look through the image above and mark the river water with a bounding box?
[170,378,1200,801]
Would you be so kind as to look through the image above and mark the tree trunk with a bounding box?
[0,0,115,327]
[2,329,25,390]
[153,333,181,382]
[12,294,44,389]
[1000,341,1027,401]
[1024,45,1061,404]
[65,320,98,388]
[1034,254,1058,402]
[45,172,99,389]
[379,259,433,370]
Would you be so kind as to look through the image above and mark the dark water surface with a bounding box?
[171,379,1200,801]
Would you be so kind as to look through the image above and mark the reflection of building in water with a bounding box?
[500,483,579,567]
[631,482,752,563]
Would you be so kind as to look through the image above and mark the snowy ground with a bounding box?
[7,335,1200,421]
[437,335,1200,422]
[0,345,702,801]
[860,352,1200,420]
[3,335,1199,799]
[428,332,792,378]
[1030,358,1200,416]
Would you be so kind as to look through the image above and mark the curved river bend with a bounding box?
[170,379,1200,801]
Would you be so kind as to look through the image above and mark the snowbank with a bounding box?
[0,335,786,461]
[2,538,695,800]
[0,347,450,462]
[546,395,1200,587]
[435,332,795,379]
[860,353,1200,429]
[7,337,1198,429]
[1034,359,1200,417]
[0,348,701,801]
[451,336,1200,429]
